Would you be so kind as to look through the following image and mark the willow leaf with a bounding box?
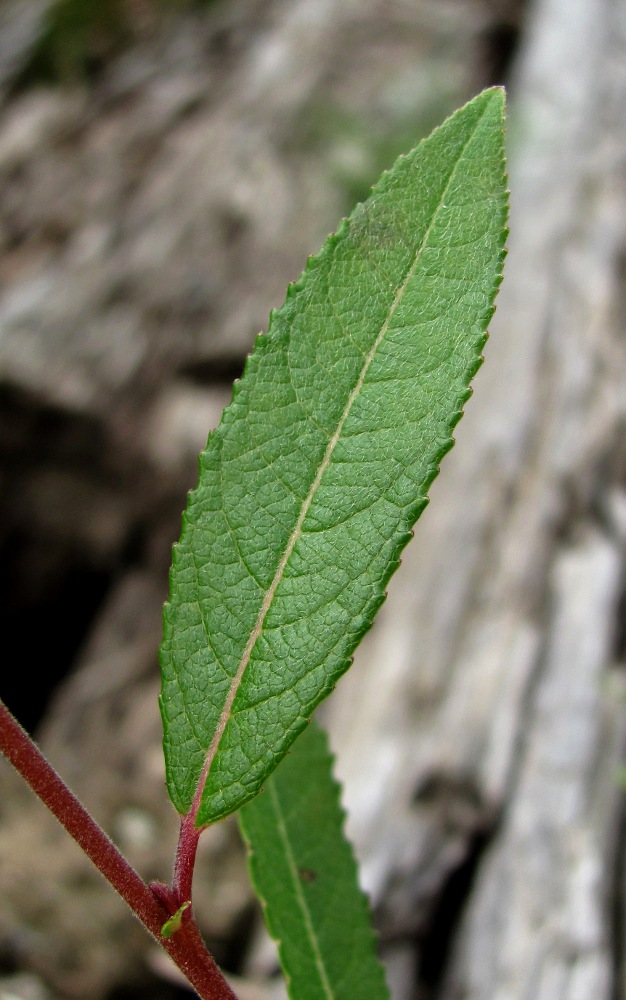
[239,720,389,1000]
[160,87,508,826]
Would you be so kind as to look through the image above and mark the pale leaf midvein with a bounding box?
[267,779,335,1000]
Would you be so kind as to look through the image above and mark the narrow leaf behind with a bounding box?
[160,87,508,825]
[239,720,389,1000]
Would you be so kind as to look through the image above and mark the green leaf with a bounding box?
[239,720,389,1000]
[160,900,191,939]
[160,87,508,825]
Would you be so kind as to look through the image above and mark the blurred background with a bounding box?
[0,0,624,998]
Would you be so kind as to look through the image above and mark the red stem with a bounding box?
[0,700,237,1000]
[173,812,201,904]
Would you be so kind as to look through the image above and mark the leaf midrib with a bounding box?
[267,780,335,1000]
[188,103,489,825]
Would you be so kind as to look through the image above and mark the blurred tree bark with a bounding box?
[326,0,626,997]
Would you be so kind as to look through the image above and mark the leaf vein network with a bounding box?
[191,101,491,819]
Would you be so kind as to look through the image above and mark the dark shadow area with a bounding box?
[177,356,247,389]
[418,827,494,998]
[0,532,112,730]
[0,384,123,729]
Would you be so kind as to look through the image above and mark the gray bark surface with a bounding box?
[326,0,626,997]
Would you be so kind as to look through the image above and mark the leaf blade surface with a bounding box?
[160,87,508,824]
[239,720,389,1000]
